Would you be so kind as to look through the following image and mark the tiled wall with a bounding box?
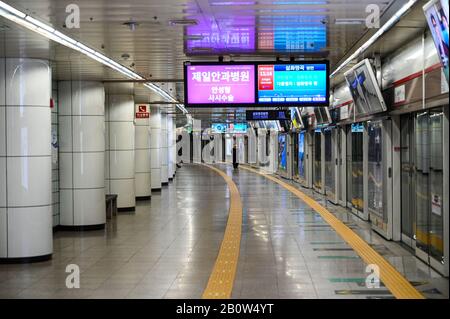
[51,81,60,227]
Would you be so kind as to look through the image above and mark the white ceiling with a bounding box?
[0,0,427,123]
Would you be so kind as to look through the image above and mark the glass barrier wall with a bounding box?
[324,128,335,198]
[415,108,445,264]
[367,121,384,218]
[298,132,306,181]
[313,130,322,190]
[349,123,364,211]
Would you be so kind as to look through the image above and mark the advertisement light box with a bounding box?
[257,62,329,106]
[184,61,329,107]
[184,63,256,107]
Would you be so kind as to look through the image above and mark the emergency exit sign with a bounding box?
[136,104,150,118]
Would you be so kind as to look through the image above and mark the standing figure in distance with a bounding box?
[232,136,239,169]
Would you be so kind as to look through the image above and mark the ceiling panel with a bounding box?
[1,0,420,123]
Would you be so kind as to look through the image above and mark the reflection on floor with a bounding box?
[0,164,448,299]
[230,165,448,299]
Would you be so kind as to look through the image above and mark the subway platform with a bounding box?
[0,164,447,299]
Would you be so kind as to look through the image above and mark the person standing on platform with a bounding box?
[232,136,239,169]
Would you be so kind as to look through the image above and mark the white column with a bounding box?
[160,112,169,185]
[106,88,135,210]
[135,103,151,199]
[58,81,106,229]
[150,106,161,190]
[0,58,52,261]
[172,119,177,176]
[168,116,175,180]
[51,82,60,227]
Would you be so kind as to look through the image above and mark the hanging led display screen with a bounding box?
[257,62,329,106]
[184,61,329,107]
[184,63,256,106]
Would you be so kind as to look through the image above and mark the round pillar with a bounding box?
[168,116,175,180]
[0,58,52,262]
[58,81,106,229]
[135,103,151,199]
[106,88,135,210]
[160,112,169,185]
[150,106,161,190]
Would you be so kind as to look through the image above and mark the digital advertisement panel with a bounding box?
[185,64,256,106]
[257,63,328,105]
[424,0,449,83]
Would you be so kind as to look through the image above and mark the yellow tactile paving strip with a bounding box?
[202,164,243,299]
[240,165,424,299]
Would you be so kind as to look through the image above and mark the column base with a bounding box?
[0,254,52,264]
[118,207,136,212]
[136,196,151,201]
[57,224,106,231]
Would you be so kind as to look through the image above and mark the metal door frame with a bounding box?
[312,129,324,194]
[306,131,314,189]
[357,123,369,221]
[320,129,326,195]
[414,107,449,276]
[324,127,339,204]
[339,126,348,207]
[400,114,416,248]
[443,105,449,277]
[287,133,293,180]
[331,127,340,204]
[367,119,394,240]
[347,124,354,209]
[391,116,402,242]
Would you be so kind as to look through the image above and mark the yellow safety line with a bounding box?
[240,165,424,299]
[201,164,243,299]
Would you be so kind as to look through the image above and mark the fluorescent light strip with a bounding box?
[330,0,418,78]
[143,83,188,114]
[0,1,187,114]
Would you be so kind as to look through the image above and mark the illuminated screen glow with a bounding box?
[257,63,328,105]
[258,16,327,52]
[185,64,256,105]
[186,16,256,54]
[228,123,248,134]
[211,123,227,133]
[298,132,305,178]
[278,134,287,171]
[274,26,326,52]
[351,123,364,133]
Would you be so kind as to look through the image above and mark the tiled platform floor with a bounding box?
[0,164,448,299]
